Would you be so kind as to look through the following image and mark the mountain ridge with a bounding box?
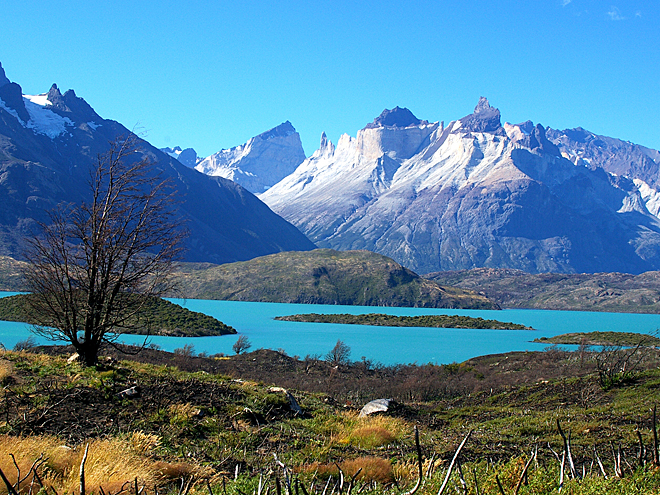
[0,62,316,263]
[260,99,660,275]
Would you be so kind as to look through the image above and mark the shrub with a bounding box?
[173,344,195,357]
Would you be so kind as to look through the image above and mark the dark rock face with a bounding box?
[0,63,315,263]
[257,120,297,140]
[0,82,30,123]
[515,123,561,157]
[45,84,101,123]
[176,148,198,167]
[459,97,506,135]
[0,62,10,88]
[365,107,425,128]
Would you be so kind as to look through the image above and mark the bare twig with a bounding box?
[637,430,646,467]
[556,420,577,479]
[436,430,472,495]
[654,405,659,466]
[402,426,423,495]
[472,467,481,495]
[79,444,89,495]
[495,474,506,495]
[0,466,19,495]
[594,445,607,479]
[514,446,537,495]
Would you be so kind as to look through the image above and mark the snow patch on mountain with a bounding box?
[634,179,660,217]
[23,95,75,138]
[0,91,74,138]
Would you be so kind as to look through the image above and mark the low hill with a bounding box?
[0,293,236,337]
[173,249,498,309]
[426,268,660,313]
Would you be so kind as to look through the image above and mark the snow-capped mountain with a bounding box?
[0,62,315,263]
[260,99,660,274]
[195,121,306,193]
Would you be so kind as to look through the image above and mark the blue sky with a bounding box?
[1,0,658,157]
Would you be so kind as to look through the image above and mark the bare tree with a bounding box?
[23,136,186,366]
[326,339,351,366]
[233,335,252,355]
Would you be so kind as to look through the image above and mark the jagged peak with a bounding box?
[317,131,335,155]
[47,83,62,101]
[458,97,505,135]
[474,96,492,113]
[0,62,10,88]
[255,121,297,141]
[365,106,427,129]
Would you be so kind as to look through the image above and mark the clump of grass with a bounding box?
[301,457,394,485]
[129,431,162,457]
[168,403,200,425]
[346,426,395,449]
[57,439,159,495]
[335,413,408,449]
[0,435,67,494]
[0,435,210,495]
[0,358,13,384]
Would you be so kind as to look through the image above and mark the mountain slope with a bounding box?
[260,99,660,274]
[172,249,498,308]
[195,121,306,193]
[427,268,660,314]
[0,62,315,263]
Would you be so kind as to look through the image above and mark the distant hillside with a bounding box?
[173,249,498,309]
[0,255,27,291]
[427,268,660,313]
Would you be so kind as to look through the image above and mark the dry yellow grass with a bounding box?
[301,457,394,485]
[0,435,214,495]
[334,412,409,449]
[0,358,13,384]
[128,431,161,457]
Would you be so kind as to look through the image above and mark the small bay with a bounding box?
[2,292,660,365]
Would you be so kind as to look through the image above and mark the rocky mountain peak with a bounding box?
[459,97,505,135]
[0,62,10,88]
[47,83,62,102]
[365,107,426,129]
[42,84,100,123]
[256,121,297,141]
[317,131,335,156]
[0,74,29,124]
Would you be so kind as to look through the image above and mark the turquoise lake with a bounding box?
[2,291,660,365]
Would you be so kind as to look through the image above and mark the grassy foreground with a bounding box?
[2,344,660,494]
[276,312,533,329]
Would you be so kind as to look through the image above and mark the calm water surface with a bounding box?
[2,291,660,365]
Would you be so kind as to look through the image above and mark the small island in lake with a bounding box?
[534,331,660,347]
[0,294,236,337]
[275,313,533,330]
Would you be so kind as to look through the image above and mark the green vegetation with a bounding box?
[171,249,498,309]
[277,312,533,330]
[535,331,660,346]
[0,293,236,337]
[1,344,660,494]
[427,267,660,313]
